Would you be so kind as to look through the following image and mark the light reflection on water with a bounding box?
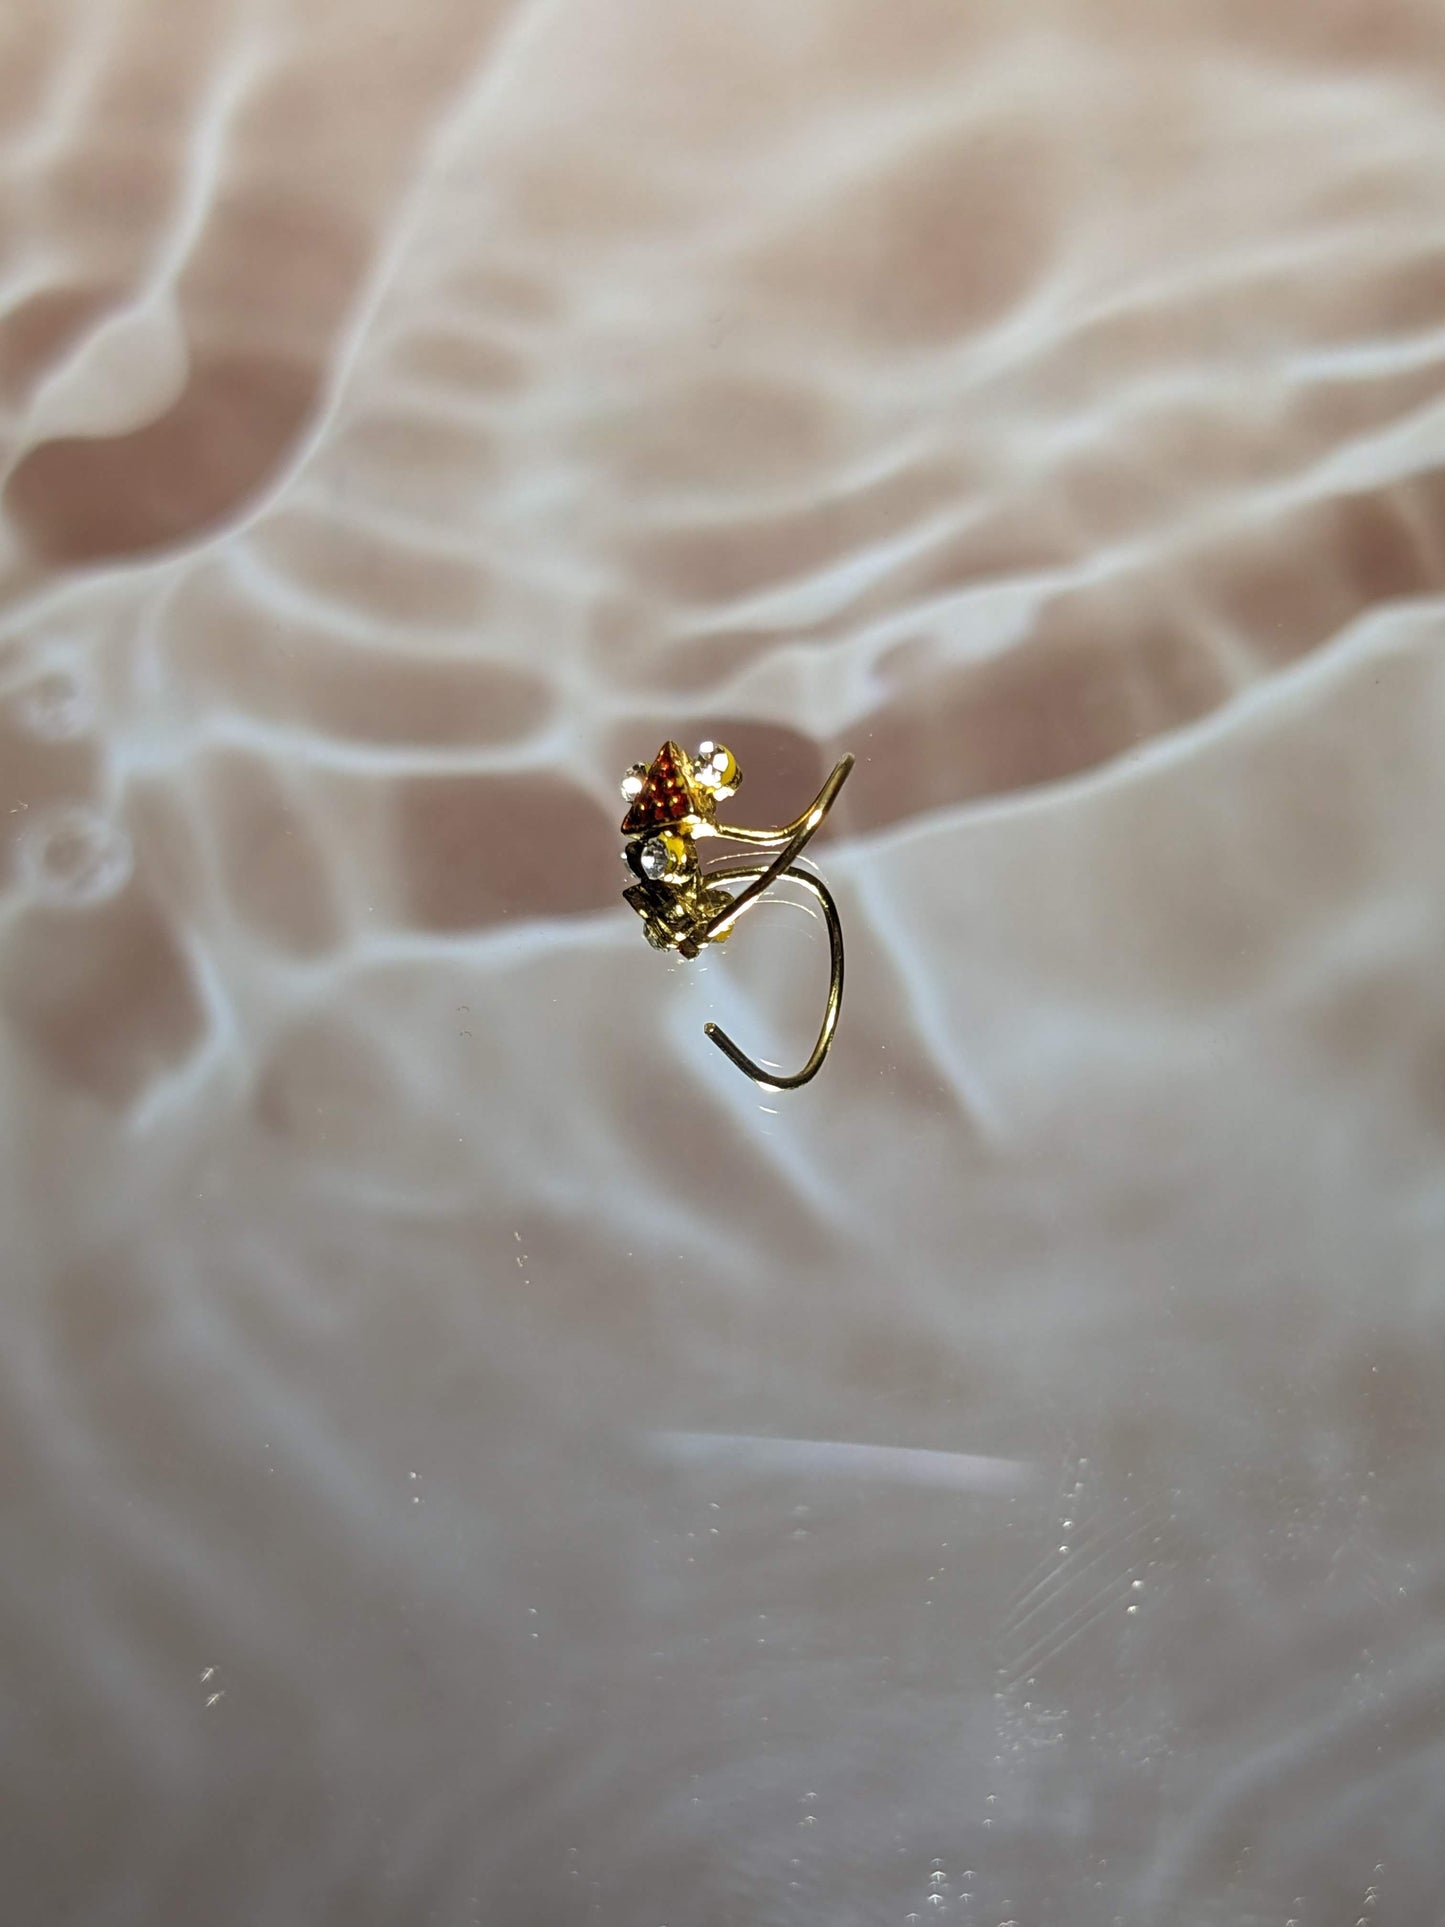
[3,0,1445,1920]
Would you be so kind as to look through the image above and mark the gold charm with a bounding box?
[620,739,853,1090]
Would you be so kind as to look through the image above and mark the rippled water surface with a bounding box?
[5,2,1445,1921]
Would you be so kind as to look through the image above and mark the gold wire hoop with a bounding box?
[695,861,844,1091]
[620,748,853,1090]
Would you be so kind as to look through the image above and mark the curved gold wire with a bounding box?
[692,753,855,852]
[693,861,844,1091]
[679,754,854,955]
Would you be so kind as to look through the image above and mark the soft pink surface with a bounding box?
[4,2,1445,1921]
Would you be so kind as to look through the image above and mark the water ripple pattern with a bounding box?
[3,1,1445,1922]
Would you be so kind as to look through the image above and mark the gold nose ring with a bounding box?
[619,739,853,1090]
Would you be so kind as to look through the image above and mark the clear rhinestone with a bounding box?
[694,740,739,798]
[620,763,648,801]
[638,838,672,880]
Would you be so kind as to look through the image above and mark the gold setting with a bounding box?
[620,740,854,1090]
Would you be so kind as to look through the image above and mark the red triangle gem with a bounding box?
[621,741,700,835]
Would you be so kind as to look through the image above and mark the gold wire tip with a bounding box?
[619,739,854,1090]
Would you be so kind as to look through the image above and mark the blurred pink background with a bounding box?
[4,1,1445,1920]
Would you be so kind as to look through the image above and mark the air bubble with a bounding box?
[15,666,92,740]
[18,806,131,906]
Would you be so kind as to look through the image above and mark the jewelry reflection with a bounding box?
[620,739,854,1090]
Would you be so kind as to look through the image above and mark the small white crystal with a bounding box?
[620,763,648,800]
[693,741,737,795]
[638,838,672,880]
